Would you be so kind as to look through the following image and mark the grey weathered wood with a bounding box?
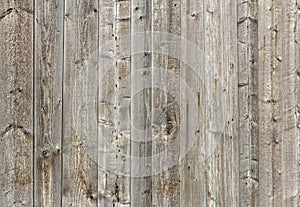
[34,0,64,206]
[202,0,238,206]
[179,0,204,206]
[256,0,300,206]
[238,0,259,206]
[0,0,34,206]
[98,0,117,205]
[114,1,131,206]
[151,0,181,206]
[62,0,99,206]
[257,0,275,206]
[1,0,300,206]
[98,0,131,206]
[276,1,299,206]
[130,0,153,205]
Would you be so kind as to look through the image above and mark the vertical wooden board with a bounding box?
[151,0,181,206]
[179,0,207,206]
[270,0,284,206]
[280,1,300,206]
[220,0,240,206]
[34,0,64,206]
[237,0,259,206]
[296,0,300,205]
[257,0,275,206]
[0,0,34,206]
[98,0,119,206]
[130,0,153,206]
[62,0,99,206]
[98,0,131,205]
[115,0,131,206]
[201,0,239,206]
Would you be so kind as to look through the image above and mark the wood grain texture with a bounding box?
[62,0,99,206]
[34,0,64,206]
[0,0,300,206]
[257,0,300,206]
[238,0,259,206]
[151,0,181,206]
[0,0,34,206]
[130,0,153,205]
[179,0,204,206]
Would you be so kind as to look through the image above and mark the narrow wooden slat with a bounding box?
[280,1,299,206]
[257,0,275,206]
[271,0,284,206]
[98,0,116,205]
[151,0,181,206]
[62,0,99,206]
[202,0,240,206]
[221,0,240,206]
[295,1,300,206]
[179,0,205,206]
[130,0,152,205]
[237,0,259,206]
[114,0,131,206]
[34,0,64,205]
[0,0,34,206]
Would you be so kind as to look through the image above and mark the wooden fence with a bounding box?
[0,0,299,206]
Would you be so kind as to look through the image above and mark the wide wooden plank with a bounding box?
[62,0,99,206]
[0,0,34,206]
[34,0,64,206]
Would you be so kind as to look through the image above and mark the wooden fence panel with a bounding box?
[0,0,299,206]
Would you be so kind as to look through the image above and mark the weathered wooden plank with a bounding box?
[97,0,118,206]
[258,1,300,206]
[151,0,181,206]
[98,0,131,205]
[34,0,64,206]
[114,0,131,206]
[280,1,299,206]
[130,0,153,205]
[257,0,277,206]
[62,0,99,206]
[0,0,34,206]
[179,0,205,206]
[270,0,284,206]
[202,0,240,206]
[237,0,259,206]
[221,0,240,206]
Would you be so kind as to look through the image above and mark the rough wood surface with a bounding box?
[0,0,34,206]
[34,0,64,206]
[62,0,99,206]
[0,0,300,206]
[238,0,259,206]
[130,0,153,205]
